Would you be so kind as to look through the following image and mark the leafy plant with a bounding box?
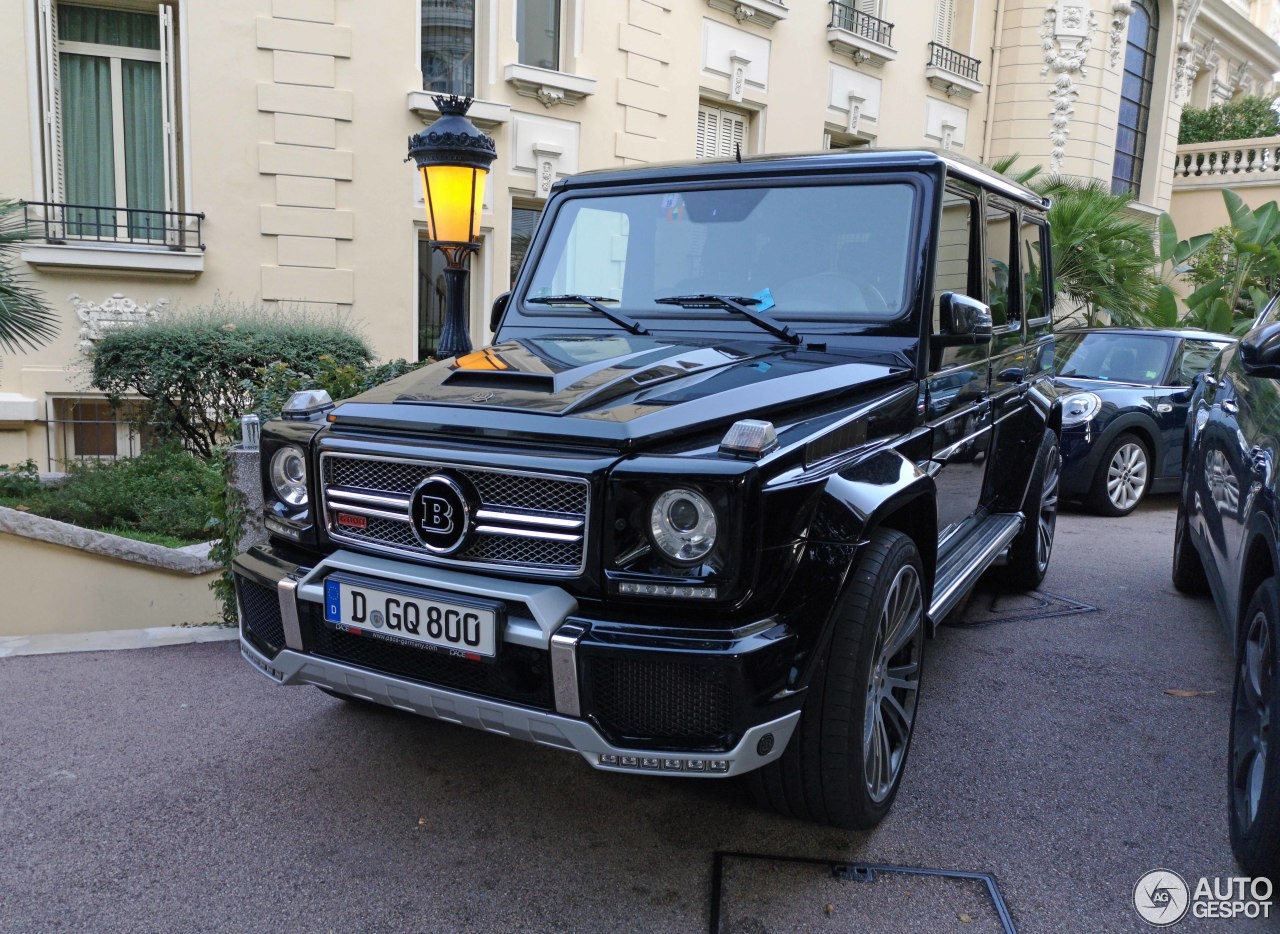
[0,459,41,498]
[245,355,428,424]
[89,298,372,457]
[0,199,59,354]
[1179,96,1280,145]
[992,157,1160,326]
[0,446,221,544]
[1159,190,1280,334]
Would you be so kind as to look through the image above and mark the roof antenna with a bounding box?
[735,142,742,163]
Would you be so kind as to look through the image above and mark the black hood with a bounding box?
[328,334,910,450]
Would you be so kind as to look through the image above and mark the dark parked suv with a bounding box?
[234,150,1062,828]
[1174,297,1280,877]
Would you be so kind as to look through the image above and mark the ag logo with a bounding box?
[1134,869,1190,926]
[410,473,473,554]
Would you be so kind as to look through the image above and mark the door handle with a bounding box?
[1223,399,1240,415]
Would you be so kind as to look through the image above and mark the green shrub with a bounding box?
[246,355,428,423]
[89,298,372,457]
[1179,96,1280,144]
[0,447,221,544]
[0,459,40,497]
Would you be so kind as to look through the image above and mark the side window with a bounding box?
[985,204,1016,329]
[933,187,977,333]
[1020,217,1049,323]
[983,205,1013,330]
[1175,340,1229,386]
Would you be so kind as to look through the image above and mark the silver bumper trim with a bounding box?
[549,622,586,716]
[277,578,304,651]
[240,635,799,778]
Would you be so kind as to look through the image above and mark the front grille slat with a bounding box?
[321,454,589,576]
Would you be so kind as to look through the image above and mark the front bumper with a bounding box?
[233,543,801,777]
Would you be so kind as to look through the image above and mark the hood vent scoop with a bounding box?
[441,368,555,392]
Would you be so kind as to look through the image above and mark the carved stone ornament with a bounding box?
[72,293,168,355]
[1109,1,1133,69]
[1175,40,1199,104]
[733,2,754,21]
[1042,3,1096,173]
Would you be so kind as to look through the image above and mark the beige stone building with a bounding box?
[1,0,1278,470]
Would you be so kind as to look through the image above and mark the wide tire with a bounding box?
[1171,496,1210,596]
[1229,579,1280,879]
[1085,432,1150,517]
[1001,428,1060,591]
[748,529,926,829]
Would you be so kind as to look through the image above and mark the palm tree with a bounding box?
[0,199,59,354]
[991,158,1160,327]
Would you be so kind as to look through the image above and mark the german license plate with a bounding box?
[323,576,499,658]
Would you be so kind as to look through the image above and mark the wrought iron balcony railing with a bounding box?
[20,201,205,251]
[927,41,981,83]
[828,1,894,47]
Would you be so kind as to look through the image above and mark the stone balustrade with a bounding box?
[1173,137,1280,188]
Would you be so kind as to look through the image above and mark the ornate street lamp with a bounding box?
[407,95,497,358]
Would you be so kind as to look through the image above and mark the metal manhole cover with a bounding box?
[948,588,1097,628]
[710,852,1017,934]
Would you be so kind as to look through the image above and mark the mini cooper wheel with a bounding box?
[749,528,925,829]
[1002,428,1060,590]
[1087,432,1150,517]
[1229,579,1280,878]
[1171,495,1210,596]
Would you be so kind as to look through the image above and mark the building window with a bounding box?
[1113,0,1158,196]
[421,0,474,96]
[36,1,180,242]
[48,397,150,466]
[934,0,955,46]
[510,204,541,288]
[696,103,749,160]
[517,0,560,71]
[417,239,469,360]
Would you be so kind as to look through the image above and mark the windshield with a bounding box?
[524,183,918,321]
[1057,332,1173,385]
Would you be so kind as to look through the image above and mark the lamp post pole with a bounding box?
[407,95,497,359]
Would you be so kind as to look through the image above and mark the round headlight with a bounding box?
[269,445,308,507]
[649,488,718,565]
[1061,391,1102,427]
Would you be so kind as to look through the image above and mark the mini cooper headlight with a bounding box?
[269,445,309,507]
[649,488,718,565]
[1061,391,1102,427]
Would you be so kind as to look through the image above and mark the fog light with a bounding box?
[686,760,706,772]
[757,733,774,756]
[265,515,302,540]
[663,759,684,770]
[617,581,718,599]
[709,761,729,773]
[600,754,618,765]
[621,756,639,767]
[641,757,661,769]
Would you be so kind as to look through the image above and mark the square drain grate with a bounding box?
[710,852,1017,934]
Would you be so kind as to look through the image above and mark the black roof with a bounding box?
[556,148,1049,211]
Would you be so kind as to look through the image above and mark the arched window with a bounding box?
[1112,0,1159,196]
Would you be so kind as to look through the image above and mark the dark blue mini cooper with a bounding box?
[1055,327,1234,516]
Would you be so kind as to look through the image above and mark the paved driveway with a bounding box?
[0,498,1271,933]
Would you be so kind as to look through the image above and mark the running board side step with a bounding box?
[928,513,1024,624]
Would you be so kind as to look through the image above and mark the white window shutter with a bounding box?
[934,0,955,46]
[855,0,879,16]
[697,104,747,160]
[158,3,180,241]
[696,105,717,159]
[36,0,64,209]
[724,110,746,158]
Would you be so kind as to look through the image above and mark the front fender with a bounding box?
[770,447,937,693]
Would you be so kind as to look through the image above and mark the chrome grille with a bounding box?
[320,453,589,576]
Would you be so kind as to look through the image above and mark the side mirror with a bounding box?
[1241,321,1280,377]
[940,293,993,339]
[489,291,511,334]
[931,293,993,367]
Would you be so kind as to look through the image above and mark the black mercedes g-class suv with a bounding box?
[234,149,1062,829]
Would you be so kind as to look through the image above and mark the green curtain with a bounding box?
[123,60,164,240]
[61,52,114,238]
[59,4,159,49]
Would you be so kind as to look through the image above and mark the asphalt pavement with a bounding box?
[1,496,1275,933]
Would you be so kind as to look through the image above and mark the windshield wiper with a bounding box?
[654,293,801,345]
[526,294,649,335]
